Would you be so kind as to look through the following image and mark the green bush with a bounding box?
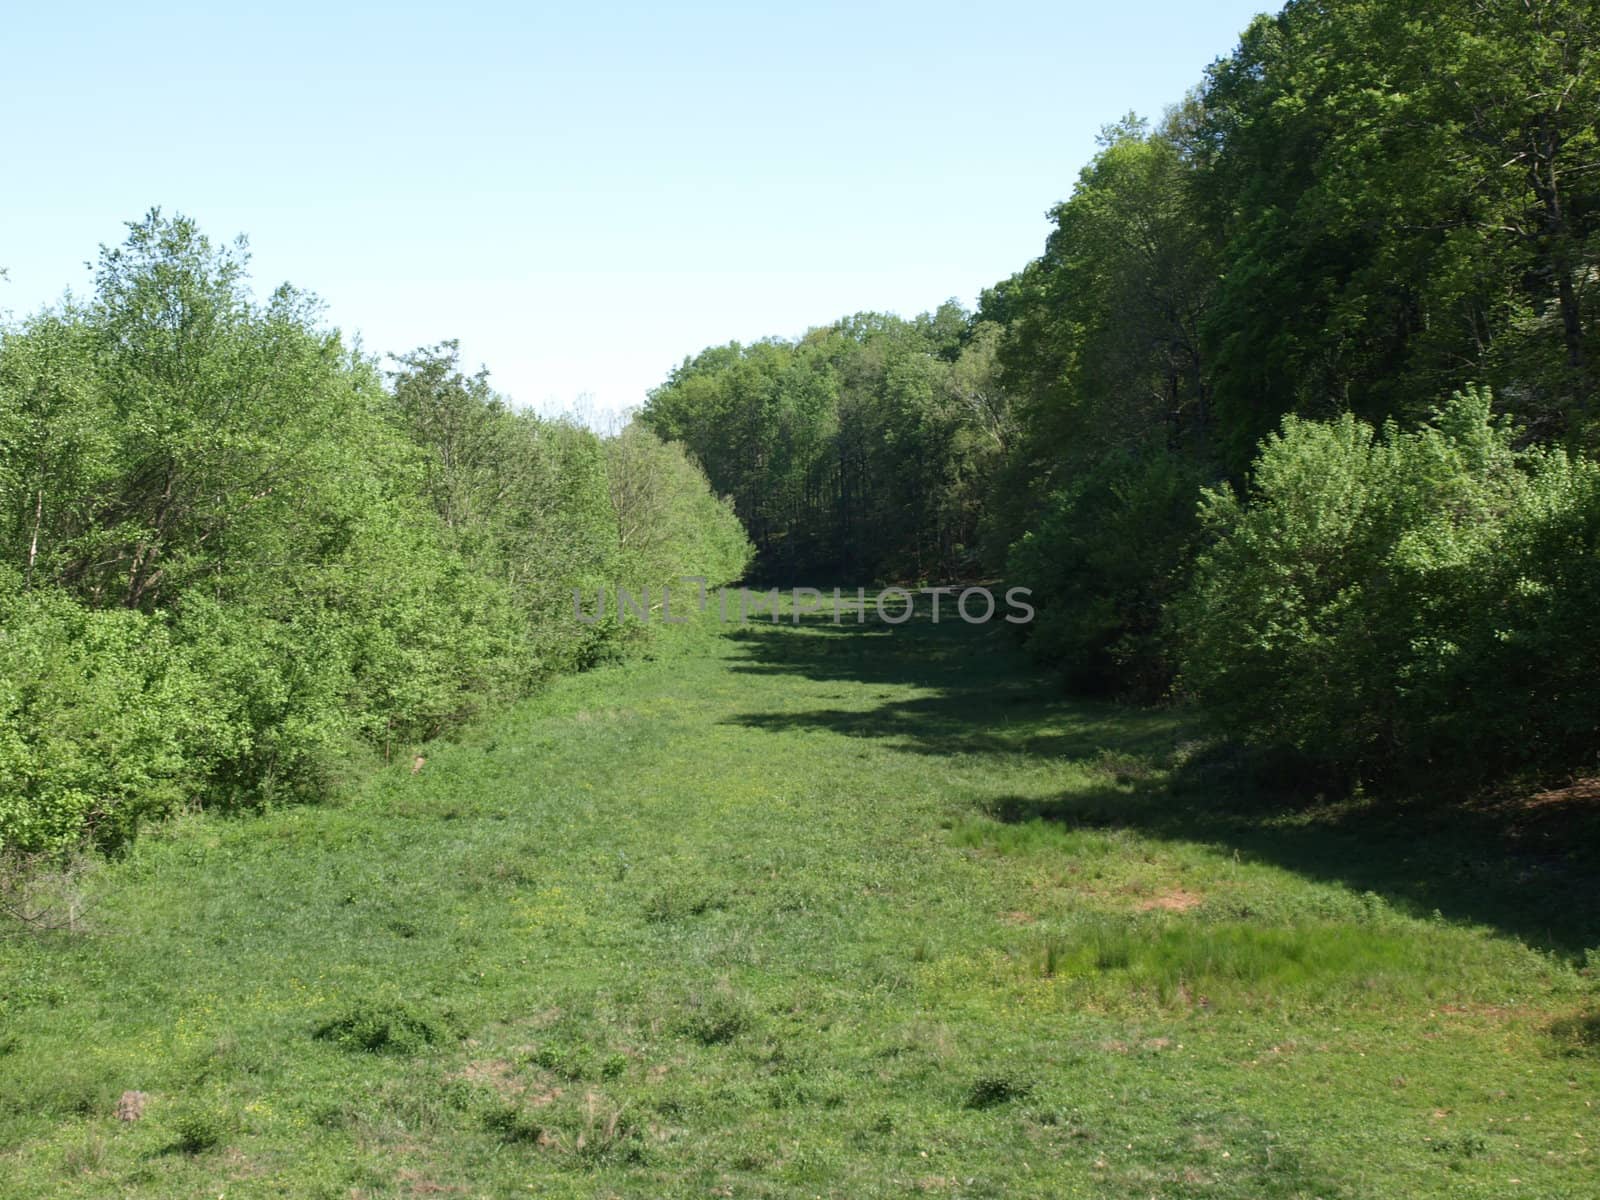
[0,212,755,854]
[0,585,204,852]
[603,422,753,592]
[1177,387,1600,783]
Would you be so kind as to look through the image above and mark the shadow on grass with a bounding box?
[991,776,1600,960]
[723,615,1600,959]
[721,615,1180,762]
[1549,1008,1600,1055]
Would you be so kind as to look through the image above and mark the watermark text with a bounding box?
[573,580,1033,626]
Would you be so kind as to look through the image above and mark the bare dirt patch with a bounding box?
[1135,887,1203,913]
[457,1058,565,1109]
[397,1169,467,1195]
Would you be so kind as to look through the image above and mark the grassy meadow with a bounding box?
[1,607,1597,1198]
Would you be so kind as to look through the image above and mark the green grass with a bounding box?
[2,608,1597,1197]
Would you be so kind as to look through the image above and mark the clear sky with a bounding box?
[4,1,1271,425]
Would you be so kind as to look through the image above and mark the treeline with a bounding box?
[641,308,1007,581]
[643,0,1600,789]
[0,212,750,854]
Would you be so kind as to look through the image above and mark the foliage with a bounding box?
[0,212,749,853]
[641,307,1010,581]
[169,1108,227,1156]
[312,1003,445,1055]
[1006,451,1203,699]
[0,586,205,851]
[1187,0,1600,462]
[387,342,633,675]
[602,422,752,590]
[1178,387,1600,781]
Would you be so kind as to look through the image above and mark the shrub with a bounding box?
[0,588,205,852]
[680,990,754,1045]
[1177,387,1600,783]
[0,213,755,853]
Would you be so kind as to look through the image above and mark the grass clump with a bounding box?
[680,990,754,1046]
[644,883,725,922]
[313,1003,442,1055]
[1549,1009,1600,1056]
[964,1074,1034,1109]
[483,1091,644,1164]
[482,1101,546,1145]
[169,1107,228,1155]
[530,1040,601,1081]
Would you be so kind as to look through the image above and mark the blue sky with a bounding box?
[4,1,1271,424]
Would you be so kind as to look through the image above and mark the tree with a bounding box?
[1189,0,1600,458]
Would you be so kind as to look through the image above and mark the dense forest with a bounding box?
[0,215,750,854]
[642,0,1600,791]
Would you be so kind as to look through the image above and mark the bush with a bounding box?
[679,989,755,1045]
[0,214,755,854]
[604,422,753,591]
[1177,387,1600,784]
[0,587,205,852]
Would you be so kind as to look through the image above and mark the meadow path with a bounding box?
[2,614,1595,1197]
